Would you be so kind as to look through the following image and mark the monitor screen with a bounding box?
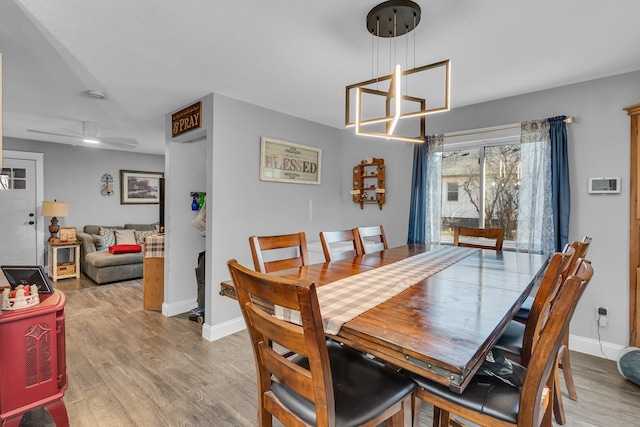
[1,265,54,294]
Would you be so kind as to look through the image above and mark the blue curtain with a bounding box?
[549,116,570,251]
[407,142,428,244]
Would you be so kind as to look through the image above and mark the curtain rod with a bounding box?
[443,116,574,140]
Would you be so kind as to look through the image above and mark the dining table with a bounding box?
[221,243,548,394]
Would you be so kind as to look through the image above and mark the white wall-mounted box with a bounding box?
[588,177,620,194]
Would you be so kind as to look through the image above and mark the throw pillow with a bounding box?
[109,244,142,254]
[91,234,108,251]
[99,227,117,247]
[134,229,156,245]
[115,229,136,245]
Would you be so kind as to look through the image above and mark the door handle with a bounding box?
[29,213,35,217]
[28,221,35,225]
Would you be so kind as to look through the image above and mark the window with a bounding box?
[0,168,27,190]
[446,182,458,201]
[440,140,520,245]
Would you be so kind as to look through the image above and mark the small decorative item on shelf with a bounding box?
[352,158,385,210]
[191,196,199,211]
[2,285,40,310]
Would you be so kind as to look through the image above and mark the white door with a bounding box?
[0,158,38,265]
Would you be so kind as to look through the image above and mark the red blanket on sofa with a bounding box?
[109,244,142,254]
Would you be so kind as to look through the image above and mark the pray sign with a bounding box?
[172,101,202,137]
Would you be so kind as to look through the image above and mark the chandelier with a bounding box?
[345,0,451,143]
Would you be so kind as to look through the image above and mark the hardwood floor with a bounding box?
[15,275,640,426]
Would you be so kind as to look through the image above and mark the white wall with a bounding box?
[423,70,640,358]
[162,95,210,317]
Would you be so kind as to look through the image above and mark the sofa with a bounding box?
[77,224,157,285]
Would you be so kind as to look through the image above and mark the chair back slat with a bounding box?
[319,229,361,262]
[453,226,504,250]
[249,232,310,273]
[521,245,576,365]
[519,260,593,426]
[356,225,388,254]
[227,259,334,424]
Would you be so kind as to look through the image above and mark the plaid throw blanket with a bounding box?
[144,235,165,258]
[276,246,479,334]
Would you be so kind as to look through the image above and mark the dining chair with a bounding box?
[249,232,310,273]
[227,259,415,427]
[514,236,592,409]
[319,229,362,262]
[409,259,593,427]
[453,226,504,250]
[493,247,592,425]
[355,225,388,254]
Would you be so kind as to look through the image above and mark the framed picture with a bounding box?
[120,170,164,204]
[59,227,77,242]
[1,265,54,293]
[260,137,321,185]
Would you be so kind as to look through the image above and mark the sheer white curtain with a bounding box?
[425,134,444,246]
[517,120,555,254]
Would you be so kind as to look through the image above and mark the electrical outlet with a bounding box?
[597,306,608,327]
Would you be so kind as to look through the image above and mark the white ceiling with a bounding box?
[2,0,640,155]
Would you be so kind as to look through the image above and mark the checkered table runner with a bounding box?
[144,235,165,258]
[276,246,479,334]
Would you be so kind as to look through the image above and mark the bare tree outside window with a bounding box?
[441,144,520,242]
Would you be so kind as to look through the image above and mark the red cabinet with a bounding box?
[0,290,68,427]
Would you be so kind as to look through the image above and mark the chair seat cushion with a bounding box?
[494,320,525,357]
[515,295,533,321]
[409,361,526,424]
[271,340,415,427]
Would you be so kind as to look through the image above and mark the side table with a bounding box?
[0,290,69,427]
[48,242,80,282]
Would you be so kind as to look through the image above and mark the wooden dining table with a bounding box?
[221,243,548,394]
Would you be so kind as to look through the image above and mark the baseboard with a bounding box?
[162,298,197,317]
[569,333,625,361]
[202,316,246,342]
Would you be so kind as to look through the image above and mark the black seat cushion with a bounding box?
[494,320,525,357]
[271,340,415,427]
[409,361,526,424]
[515,295,533,320]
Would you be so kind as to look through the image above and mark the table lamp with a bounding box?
[41,200,68,241]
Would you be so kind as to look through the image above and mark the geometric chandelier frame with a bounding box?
[345,59,451,143]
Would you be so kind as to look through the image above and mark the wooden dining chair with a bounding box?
[249,232,310,273]
[227,259,415,427]
[513,236,592,410]
[493,246,593,425]
[356,225,388,254]
[453,226,504,250]
[319,229,362,262]
[409,259,593,427]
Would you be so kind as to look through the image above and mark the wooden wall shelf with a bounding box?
[351,158,385,210]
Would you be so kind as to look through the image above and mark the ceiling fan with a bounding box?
[27,121,139,150]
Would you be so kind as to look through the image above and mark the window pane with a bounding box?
[441,149,480,237]
[483,145,520,241]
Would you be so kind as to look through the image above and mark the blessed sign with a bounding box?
[260,137,321,185]
[172,101,202,137]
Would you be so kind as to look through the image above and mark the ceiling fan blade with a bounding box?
[99,137,139,149]
[27,129,82,138]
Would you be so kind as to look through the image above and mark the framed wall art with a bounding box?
[59,227,77,242]
[120,170,164,204]
[260,137,321,185]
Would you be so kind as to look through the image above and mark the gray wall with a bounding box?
[9,69,640,358]
[422,70,640,357]
[3,137,164,228]
[166,93,416,340]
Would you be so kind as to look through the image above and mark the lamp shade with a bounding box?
[41,201,68,217]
